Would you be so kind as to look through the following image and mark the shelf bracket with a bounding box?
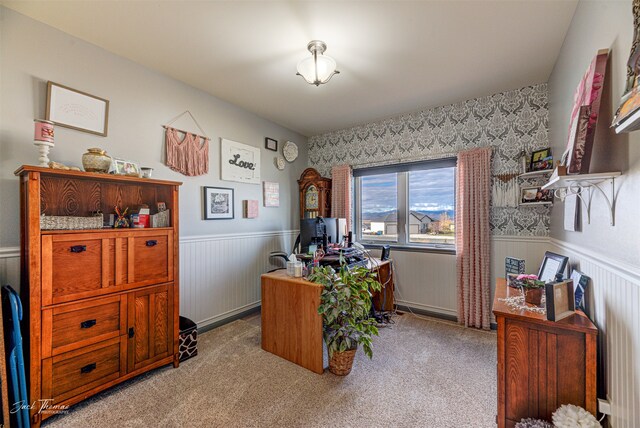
[553,177,617,226]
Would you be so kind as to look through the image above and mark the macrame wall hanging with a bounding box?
[492,173,519,208]
[163,111,209,176]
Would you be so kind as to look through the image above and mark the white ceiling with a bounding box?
[3,0,578,136]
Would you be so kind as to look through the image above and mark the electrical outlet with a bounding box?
[598,398,611,415]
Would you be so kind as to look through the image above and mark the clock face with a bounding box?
[305,185,319,209]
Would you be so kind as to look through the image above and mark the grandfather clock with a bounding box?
[298,168,331,219]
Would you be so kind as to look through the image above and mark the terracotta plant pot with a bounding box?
[524,288,544,306]
[328,348,357,376]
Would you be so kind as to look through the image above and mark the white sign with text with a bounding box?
[221,138,261,184]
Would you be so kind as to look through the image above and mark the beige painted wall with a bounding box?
[0,7,308,249]
[548,0,639,269]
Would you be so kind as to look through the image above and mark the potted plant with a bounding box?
[309,262,382,376]
[516,274,546,306]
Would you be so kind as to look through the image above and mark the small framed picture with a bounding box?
[157,202,167,212]
[530,147,553,171]
[112,159,140,177]
[570,269,590,313]
[265,137,278,152]
[203,186,234,220]
[520,186,553,205]
[545,279,575,322]
[537,251,569,283]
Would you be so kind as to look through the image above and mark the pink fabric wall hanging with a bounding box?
[331,164,353,232]
[165,127,209,176]
[455,147,492,330]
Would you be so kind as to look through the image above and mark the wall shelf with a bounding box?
[518,169,553,178]
[542,172,621,226]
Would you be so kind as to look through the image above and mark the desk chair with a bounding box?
[268,234,301,272]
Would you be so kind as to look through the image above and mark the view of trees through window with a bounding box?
[357,165,455,248]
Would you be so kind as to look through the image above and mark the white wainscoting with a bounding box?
[0,247,20,292]
[390,236,552,319]
[550,239,640,428]
[179,230,298,329]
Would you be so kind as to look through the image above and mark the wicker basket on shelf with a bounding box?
[40,214,103,230]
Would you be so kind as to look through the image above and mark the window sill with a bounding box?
[361,243,456,256]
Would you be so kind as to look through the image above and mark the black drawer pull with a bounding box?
[70,245,87,253]
[80,319,96,329]
[146,240,158,247]
[80,363,96,374]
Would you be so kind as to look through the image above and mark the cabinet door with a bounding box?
[127,283,173,371]
[130,232,173,284]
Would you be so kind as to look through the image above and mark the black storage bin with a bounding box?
[179,316,197,362]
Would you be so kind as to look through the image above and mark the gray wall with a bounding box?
[548,0,639,268]
[0,7,307,249]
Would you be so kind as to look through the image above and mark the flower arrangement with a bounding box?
[515,274,544,289]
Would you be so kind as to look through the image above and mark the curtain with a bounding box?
[331,164,353,233]
[455,147,492,330]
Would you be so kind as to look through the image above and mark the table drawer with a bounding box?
[42,295,127,357]
[42,336,127,403]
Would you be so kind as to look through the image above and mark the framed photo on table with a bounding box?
[203,186,234,220]
[520,187,553,205]
[46,81,109,136]
[545,279,575,322]
[537,251,569,283]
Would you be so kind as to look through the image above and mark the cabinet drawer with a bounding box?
[42,336,127,403]
[42,233,127,304]
[42,295,127,357]
[131,233,172,284]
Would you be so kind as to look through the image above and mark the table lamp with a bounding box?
[34,119,55,167]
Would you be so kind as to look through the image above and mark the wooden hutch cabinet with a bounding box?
[298,168,331,219]
[15,166,181,427]
[493,279,597,428]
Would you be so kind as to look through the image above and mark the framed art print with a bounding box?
[263,181,280,207]
[46,81,109,136]
[203,186,234,220]
[265,137,278,152]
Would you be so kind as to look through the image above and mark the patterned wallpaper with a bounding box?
[308,84,551,236]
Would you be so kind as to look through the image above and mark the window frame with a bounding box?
[353,158,457,254]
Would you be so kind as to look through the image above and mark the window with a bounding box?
[354,158,456,251]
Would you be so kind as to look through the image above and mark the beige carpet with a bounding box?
[44,313,497,427]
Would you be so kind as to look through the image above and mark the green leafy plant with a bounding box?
[309,262,382,359]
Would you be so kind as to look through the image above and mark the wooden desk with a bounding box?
[493,278,597,427]
[260,258,393,374]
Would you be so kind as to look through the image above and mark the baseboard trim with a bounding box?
[395,303,458,322]
[395,299,457,318]
[195,301,261,332]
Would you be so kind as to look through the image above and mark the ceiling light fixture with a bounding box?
[296,40,340,86]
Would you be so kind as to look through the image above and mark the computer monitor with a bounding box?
[299,217,339,253]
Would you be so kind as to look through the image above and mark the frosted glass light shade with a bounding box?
[297,55,338,86]
[296,40,340,86]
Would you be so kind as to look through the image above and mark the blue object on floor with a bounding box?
[3,285,30,428]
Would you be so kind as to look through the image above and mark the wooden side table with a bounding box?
[493,278,597,427]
